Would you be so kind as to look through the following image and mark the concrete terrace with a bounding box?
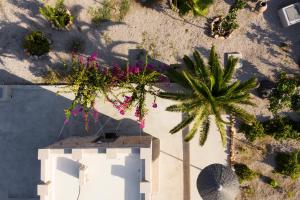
[0,84,228,200]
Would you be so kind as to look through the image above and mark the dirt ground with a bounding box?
[234,134,300,200]
[0,0,299,84]
[1,0,300,199]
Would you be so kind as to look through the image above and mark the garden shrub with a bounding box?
[268,73,298,114]
[89,0,130,24]
[171,0,214,16]
[40,0,73,30]
[211,0,246,38]
[239,121,265,142]
[275,150,300,179]
[291,94,300,112]
[23,31,50,56]
[234,163,257,183]
[262,176,278,188]
[263,116,300,140]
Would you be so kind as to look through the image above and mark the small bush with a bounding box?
[234,163,257,183]
[172,0,214,16]
[268,73,298,114]
[291,94,300,112]
[23,31,50,56]
[118,0,130,21]
[264,176,278,188]
[40,0,73,30]
[89,0,130,24]
[263,116,300,140]
[269,179,278,188]
[275,151,300,179]
[211,0,246,38]
[239,121,265,142]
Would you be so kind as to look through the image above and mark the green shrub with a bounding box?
[263,116,300,140]
[239,121,265,142]
[40,0,73,29]
[263,176,278,188]
[23,31,50,56]
[211,0,246,38]
[269,179,278,188]
[89,0,130,24]
[275,151,300,179]
[172,0,214,16]
[291,94,300,112]
[118,0,130,21]
[234,163,257,183]
[268,73,298,114]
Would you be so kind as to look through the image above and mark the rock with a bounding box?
[257,79,275,98]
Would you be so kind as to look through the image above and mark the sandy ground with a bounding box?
[0,0,299,84]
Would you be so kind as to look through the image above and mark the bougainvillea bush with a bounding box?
[65,53,169,130]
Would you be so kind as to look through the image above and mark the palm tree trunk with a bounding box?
[182,113,190,200]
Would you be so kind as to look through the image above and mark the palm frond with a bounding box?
[170,114,195,134]
[166,68,191,88]
[234,77,258,93]
[237,99,256,106]
[166,100,201,112]
[223,104,255,124]
[183,71,209,99]
[218,94,250,104]
[199,117,210,146]
[208,46,224,91]
[217,81,240,97]
[184,111,206,142]
[158,92,192,101]
[183,55,196,73]
[208,45,221,72]
[223,56,238,84]
[193,51,211,82]
[215,118,227,146]
[184,72,228,124]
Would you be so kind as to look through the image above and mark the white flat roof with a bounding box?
[45,150,142,200]
[38,148,151,200]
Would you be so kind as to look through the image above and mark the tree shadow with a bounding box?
[0,1,138,83]
[111,155,141,200]
[0,71,150,198]
[245,0,300,66]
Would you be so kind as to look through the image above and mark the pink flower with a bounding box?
[119,110,125,115]
[135,108,141,118]
[139,119,145,129]
[124,96,132,103]
[152,103,157,108]
[64,118,69,125]
[79,57,84,65]
[89,52,97,61]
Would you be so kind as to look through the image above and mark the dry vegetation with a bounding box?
[234,134,300,200]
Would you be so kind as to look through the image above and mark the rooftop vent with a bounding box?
[93,132,119,143]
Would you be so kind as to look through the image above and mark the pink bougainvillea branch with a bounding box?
[65,53,169,131]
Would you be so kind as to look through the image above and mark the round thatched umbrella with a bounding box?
[197,164,239,200]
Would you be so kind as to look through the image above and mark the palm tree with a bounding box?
[159,46,258,146]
